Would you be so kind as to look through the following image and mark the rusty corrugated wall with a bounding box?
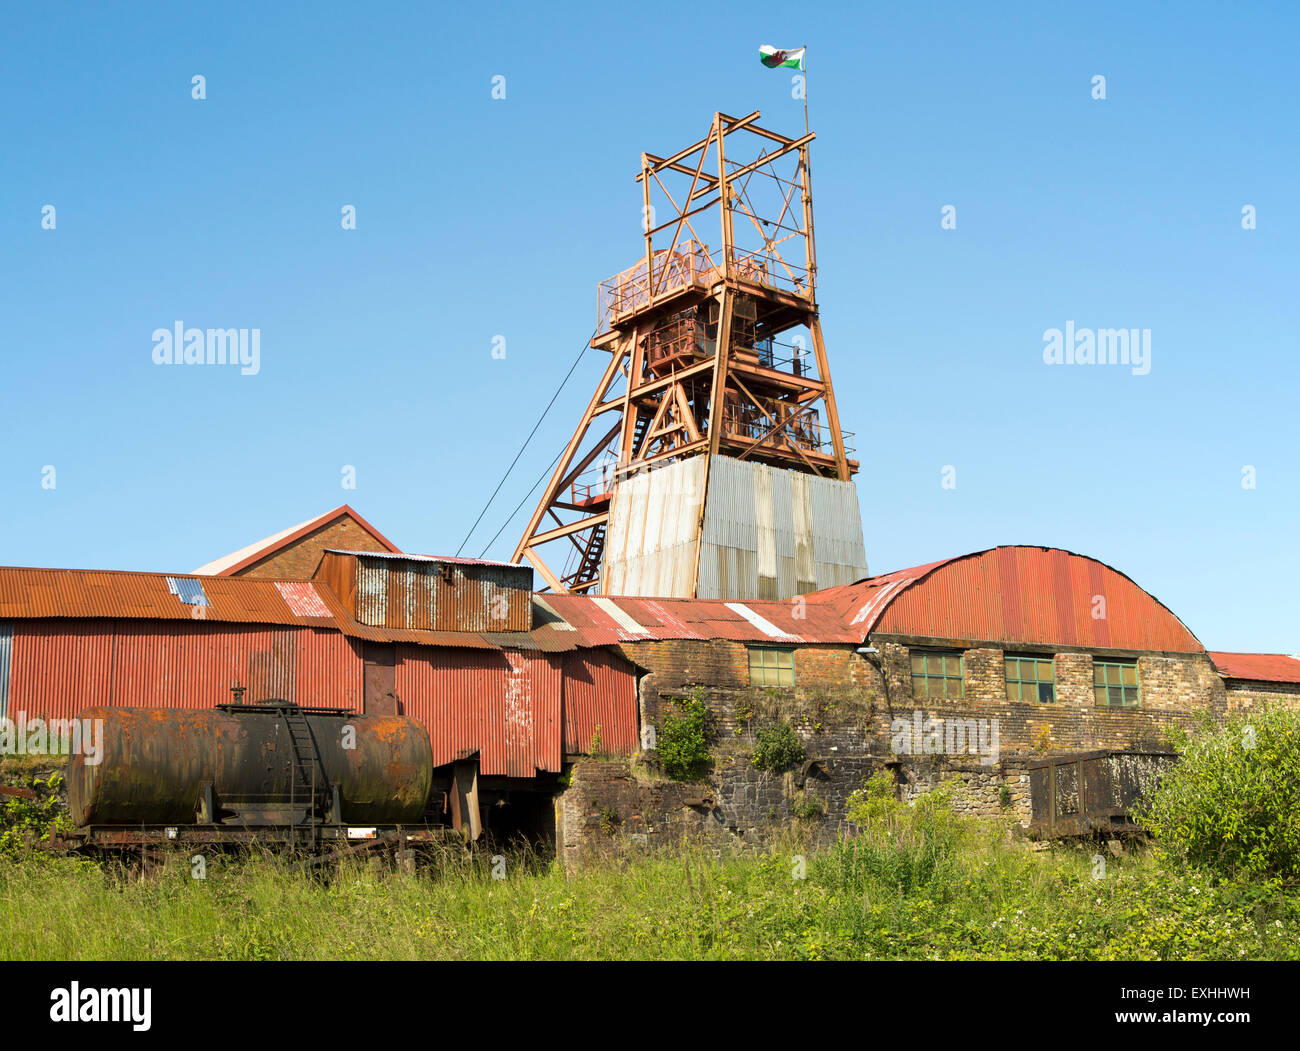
[562,648,639,755]
[394,645,565,777]
[6,621,364,721]
[345,554,532,632]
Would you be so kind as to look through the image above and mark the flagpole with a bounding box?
[802,44,809,136]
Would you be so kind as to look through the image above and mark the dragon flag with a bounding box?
[759,45,805,71]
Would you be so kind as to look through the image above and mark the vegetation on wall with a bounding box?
[656,689,713,781]
[751,720,806,773]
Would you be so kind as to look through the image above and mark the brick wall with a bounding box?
[234,517,392,579]
[1224,680,1300,714]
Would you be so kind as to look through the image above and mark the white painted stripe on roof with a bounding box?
[725,602,795,640]
[593,597,649,636]
[275,581,332,618]
[850,578,909,627]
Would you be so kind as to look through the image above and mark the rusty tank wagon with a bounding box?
[50,702,456,860]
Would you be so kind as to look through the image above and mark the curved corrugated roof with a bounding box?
[843,546,1204,653]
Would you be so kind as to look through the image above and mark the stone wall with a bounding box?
[554,635,1232,869]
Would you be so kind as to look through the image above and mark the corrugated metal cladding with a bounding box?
[562,649,638,755]
[0,621,11,719]
[875,547,1204,653]
[697,456,868,600]
[344,553,532,633]
[6,621,364,722]
[1210,651,1300,683]
[602,457,707,598]
[600,455,869,601]
[394,646,564,777]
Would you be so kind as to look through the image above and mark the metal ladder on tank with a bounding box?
[281,706,326,847]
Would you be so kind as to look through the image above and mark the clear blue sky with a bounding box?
[2,2,1296,653]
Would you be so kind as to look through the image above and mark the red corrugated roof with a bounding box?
[543,546,1205,653]
[1210,651,1300,683]
[867,546,1204,653]
[538,592,861,646]
[0,566,575,652]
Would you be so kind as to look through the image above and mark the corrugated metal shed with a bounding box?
[1210,651,1300,683]
[316,551,534,633]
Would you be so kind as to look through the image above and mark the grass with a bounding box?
[2,827,1298,961]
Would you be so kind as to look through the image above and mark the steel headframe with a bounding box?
[512,111,856,595]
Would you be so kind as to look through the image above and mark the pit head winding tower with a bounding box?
[513,111,868,599]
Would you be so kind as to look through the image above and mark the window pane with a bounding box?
[1006,682,1019,701]
[1108,685,1122,705]
[912,676,925,697]
[1005,658,1018,680]
[947,677,963,699]
[911,654,925,674]
[1039,660,1054,681]
[1122,664,1137,685]
[1094,665,1105,685]
[1095,685,1107,705]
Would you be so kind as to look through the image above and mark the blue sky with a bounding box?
[2,1,1296,652]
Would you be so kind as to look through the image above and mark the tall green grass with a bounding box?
[3,803,1298,961]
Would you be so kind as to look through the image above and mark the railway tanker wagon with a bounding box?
[65,704,434,843]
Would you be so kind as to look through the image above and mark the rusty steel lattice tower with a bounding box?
[513,111,867,599]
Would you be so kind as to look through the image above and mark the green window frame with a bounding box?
[911,650,964,699]
[1006,655,1055,703]
[1094,659,1139,707]
[749,646,795,687]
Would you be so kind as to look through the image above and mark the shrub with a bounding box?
[1137,705,1300,880]
[656,691,712,781]
[0,772,72,857]
[751,720,806,773]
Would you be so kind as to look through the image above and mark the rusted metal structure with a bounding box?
[0,559,641,847]
[512,111,866,599]
[66,704,433,829]
[1027,750,1176,839]
[315,550,534,633]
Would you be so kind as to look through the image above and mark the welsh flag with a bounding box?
[759,45,805,71]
